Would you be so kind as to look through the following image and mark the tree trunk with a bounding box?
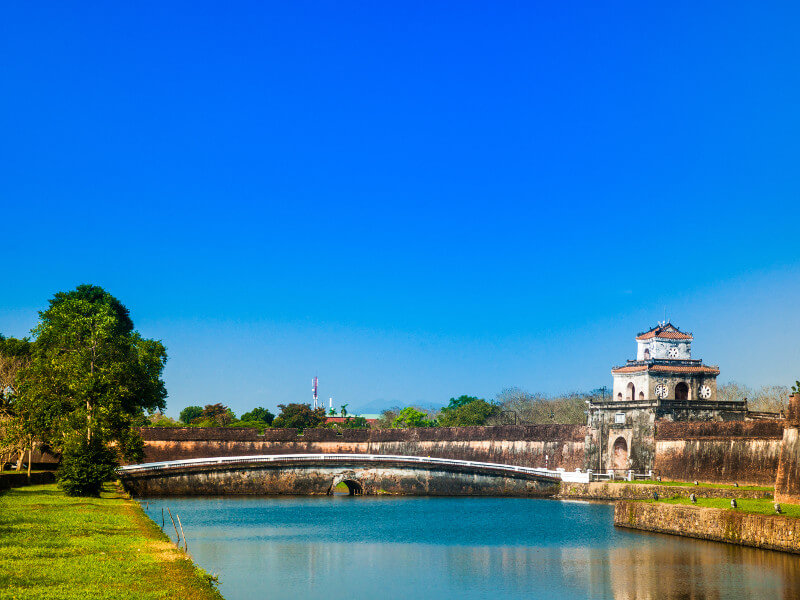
[27,444,33,477]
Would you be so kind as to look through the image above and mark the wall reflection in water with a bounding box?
[143,496,800,600]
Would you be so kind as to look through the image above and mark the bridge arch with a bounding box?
[329,473,364,496]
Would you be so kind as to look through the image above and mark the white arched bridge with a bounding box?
[118,453,564,497]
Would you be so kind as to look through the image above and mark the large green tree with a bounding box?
[179,405,204,425]
[0,336,34,471]
[391,407,436,428]
[16,285,167,463]
[438,396,497,426]
[240,407,275,425]
[272,403,327,430]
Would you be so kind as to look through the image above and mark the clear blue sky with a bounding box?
[2,2,799,418]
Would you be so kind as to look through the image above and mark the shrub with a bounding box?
[57,437,119,497]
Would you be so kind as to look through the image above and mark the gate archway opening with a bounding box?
[675,382,689,401]
[612,437,628,470]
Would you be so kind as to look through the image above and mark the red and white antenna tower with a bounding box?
[312,376,318,409]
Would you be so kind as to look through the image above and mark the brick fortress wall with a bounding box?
[775,394,800,503]
[136,424,588,471]
[654,420,785,485]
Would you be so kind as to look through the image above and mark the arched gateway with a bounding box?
[612,437,628,470]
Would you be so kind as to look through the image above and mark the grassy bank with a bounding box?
[624,479,772,491]
[0,484,223,600]
[648,496,800,517]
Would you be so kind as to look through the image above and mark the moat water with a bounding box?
[142,496,800,600]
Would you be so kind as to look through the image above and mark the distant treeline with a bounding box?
[155,388,607,431]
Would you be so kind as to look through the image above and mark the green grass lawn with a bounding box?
[645,495,800,518]
[0,484,223,600]
[623,479,773,491]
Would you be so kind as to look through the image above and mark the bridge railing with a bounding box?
[117,453,563,480]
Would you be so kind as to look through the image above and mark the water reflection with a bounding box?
[142,496,800,600]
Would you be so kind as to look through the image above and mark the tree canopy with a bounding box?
[240,407,275,425]
[391,407,436,428]
[14,284,167,463]
[179,405,204,425]
[272,403,326,430]
[438,397,497,427]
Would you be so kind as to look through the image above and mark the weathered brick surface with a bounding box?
[614,501,800,554]
[653,420,785,485]
[134,425,587,470]
[656,420,785,440]
[655,438,783,486]
[776,427,800,503]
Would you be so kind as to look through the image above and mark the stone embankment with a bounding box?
[559,481,772,501]
[614,501,800,554]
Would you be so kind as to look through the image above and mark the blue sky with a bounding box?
[1,2,799,417]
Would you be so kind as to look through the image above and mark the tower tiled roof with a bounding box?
[612,364,719,375]
[635,323,693,341]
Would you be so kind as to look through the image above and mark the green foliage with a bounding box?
[15,285,168,462]
[438,397,497,426]
[148,415,180,427]
[792,381,800,395]
[189,403,236,427]
[272,403,327,430]
[444,395,481,410]
[240,406,275,425]
[57,436,119,497]
[0,334,33,358]
[391,406,436,428]
[179,405,204,425]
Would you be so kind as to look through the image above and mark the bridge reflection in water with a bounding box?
[139,496,800,600]
[118,454,562,497]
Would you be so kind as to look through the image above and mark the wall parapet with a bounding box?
[656,420,785,440]
[138,424,588,443]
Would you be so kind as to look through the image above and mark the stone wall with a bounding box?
[136,425,587,470]
[775,394,800,503]
[559,481,773,501]
[614,500,800,554]
[654,421,785,486]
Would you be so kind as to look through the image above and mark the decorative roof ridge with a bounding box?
[635,321,693,340]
